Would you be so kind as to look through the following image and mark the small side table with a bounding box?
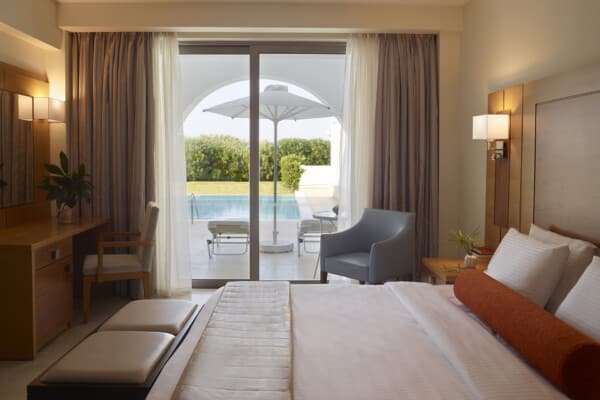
[421,257,488,285]
[312,211,338,279]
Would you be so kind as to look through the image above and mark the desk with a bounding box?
[0,216,110,360]
[312,211,337,279]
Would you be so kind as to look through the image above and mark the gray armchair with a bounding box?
[320,208,415,284]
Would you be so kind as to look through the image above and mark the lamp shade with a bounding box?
[17,94,33,121]
[472,114,509,140]
[34,97,65,122]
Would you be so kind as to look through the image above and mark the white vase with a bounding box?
[463,254,478,269]
[57,206,74,224]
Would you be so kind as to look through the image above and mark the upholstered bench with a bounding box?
[100,299,197,335]
[28,299,200,400]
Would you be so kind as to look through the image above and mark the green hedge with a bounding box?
[185,135,330,184]
[280,154,305,191]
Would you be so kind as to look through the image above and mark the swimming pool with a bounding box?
[189,195,301,220]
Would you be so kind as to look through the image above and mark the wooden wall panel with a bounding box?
[487,63,600,247]
[504,85,524,233]
[0,62,50,228]
[485,91,505,248]
[485,85,524,248]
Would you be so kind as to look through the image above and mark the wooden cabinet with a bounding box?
[0,217,110,360]
[35,256,73,350]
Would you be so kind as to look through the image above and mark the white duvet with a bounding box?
[148,282,567,400]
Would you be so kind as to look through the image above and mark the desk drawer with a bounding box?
[34,239,73,270]
[35,257,73,350]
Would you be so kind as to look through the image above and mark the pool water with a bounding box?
[189,195,301,220]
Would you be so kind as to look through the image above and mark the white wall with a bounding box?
[459,0,600,240]
[0,0,62,49]
[438,31,462,256]
[58,2,462,33]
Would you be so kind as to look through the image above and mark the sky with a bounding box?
[182,79,341,142]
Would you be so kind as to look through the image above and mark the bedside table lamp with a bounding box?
[472,114,509,160]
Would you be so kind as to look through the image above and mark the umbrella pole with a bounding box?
[272,121,278,244]
[259,119,292,253]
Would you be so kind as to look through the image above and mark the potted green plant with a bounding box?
[449,227,480,269]
[39,151,92,223]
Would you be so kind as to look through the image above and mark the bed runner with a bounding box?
[175,281,291,400]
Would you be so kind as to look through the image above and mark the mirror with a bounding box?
[0,90,34,208]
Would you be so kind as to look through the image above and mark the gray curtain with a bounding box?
[67,32,155,234]
[371,34,439,279]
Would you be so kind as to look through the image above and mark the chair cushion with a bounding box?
[83,254,142,276]
[325,252,370,281]
[42,331,174,384]
[99,299,198,335]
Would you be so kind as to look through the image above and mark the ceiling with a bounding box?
[56,0,469,5]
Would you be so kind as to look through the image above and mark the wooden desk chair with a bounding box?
[82,202,159,322]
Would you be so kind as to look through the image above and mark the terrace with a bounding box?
[180,52,345,282]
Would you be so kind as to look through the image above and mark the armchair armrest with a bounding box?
[99,240,154,249]
[320,222,369,258]
[96,240,154,279]
[369,226,414,282]
[100,231,141,239]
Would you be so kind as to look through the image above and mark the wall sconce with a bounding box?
[34,97,65,123]
[17,95,33,121]
[472,114,509,160]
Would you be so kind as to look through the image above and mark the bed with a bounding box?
[143,62,600,400]
[146,281,568,400]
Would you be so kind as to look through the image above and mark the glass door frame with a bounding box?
[180,41,346,288]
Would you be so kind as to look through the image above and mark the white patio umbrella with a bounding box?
[204,84,335,253]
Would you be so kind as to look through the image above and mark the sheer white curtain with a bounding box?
[152,33,192,297]
[338,35,380,229]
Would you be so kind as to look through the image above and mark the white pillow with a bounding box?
[529,224,597,312]
[485,228,569,307]
[556,256,600,342]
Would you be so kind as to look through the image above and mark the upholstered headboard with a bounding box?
[533,90,600,241]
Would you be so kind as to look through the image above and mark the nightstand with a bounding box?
[421,257,488,285]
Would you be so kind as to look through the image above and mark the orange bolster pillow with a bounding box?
[454,270,600,400]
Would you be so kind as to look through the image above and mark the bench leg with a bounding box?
[82,277,92,323]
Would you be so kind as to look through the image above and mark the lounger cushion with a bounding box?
[83,254,142,275]
[42,331,174,384]
[298,219,335,233]
[100,299,197,335]
[208,220,249,234]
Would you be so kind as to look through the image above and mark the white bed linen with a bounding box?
[148,282,566,400]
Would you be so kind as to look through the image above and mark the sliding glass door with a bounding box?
[179,42,345,287]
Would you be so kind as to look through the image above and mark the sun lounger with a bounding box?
[297,218,336,255]
[207,220,250,258]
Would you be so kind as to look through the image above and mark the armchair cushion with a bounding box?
[83,254,142,276]
[325,252,370,282]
